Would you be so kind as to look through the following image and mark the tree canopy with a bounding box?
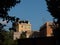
[0,0,20,23]
[45,0,60,19]
[0,0,20,45]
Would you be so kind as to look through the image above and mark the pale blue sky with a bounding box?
[8,0,53,30]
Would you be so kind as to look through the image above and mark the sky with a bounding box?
[8,0,53,31]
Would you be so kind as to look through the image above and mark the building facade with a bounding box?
[13,20,32,40]
[13,20,31,32]
[39,22,54,37]
[13,32,21,40]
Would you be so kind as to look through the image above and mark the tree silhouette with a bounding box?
[45,0,60,19]
[0,0,20,23]
[20,31,27,39]
[0,0,21,30]
[45,0,60,45]
[0,0,20,45]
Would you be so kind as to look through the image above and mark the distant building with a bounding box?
[39,22,54,37]
[13,20,32,40]
[13,20,31,32]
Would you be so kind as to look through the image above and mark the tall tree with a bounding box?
[0,0,20,23]
[45,0,60,45]
[45,0,60,19]
[0,0,21,45]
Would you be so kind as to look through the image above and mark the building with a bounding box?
[13,20,32,40]
[13,32,22,40]
[39,22,54,37]
[13,20,31,32]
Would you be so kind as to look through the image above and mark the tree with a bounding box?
[0,0,20,23]
[0,0,21,45]
[0,30,6,45]
[0,0,21,31]
[20,31,27,39]
[45,0,60,19]
[45,0,60,45]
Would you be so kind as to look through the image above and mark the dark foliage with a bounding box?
[18,37,56,45]
[45,0,60,45]
[20,31,27,39]
[0,0,20,23]
[45,0,60,19]
[0,0,20,45]
[0,0,21,31]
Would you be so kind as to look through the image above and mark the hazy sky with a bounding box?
[8,0,53,30]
